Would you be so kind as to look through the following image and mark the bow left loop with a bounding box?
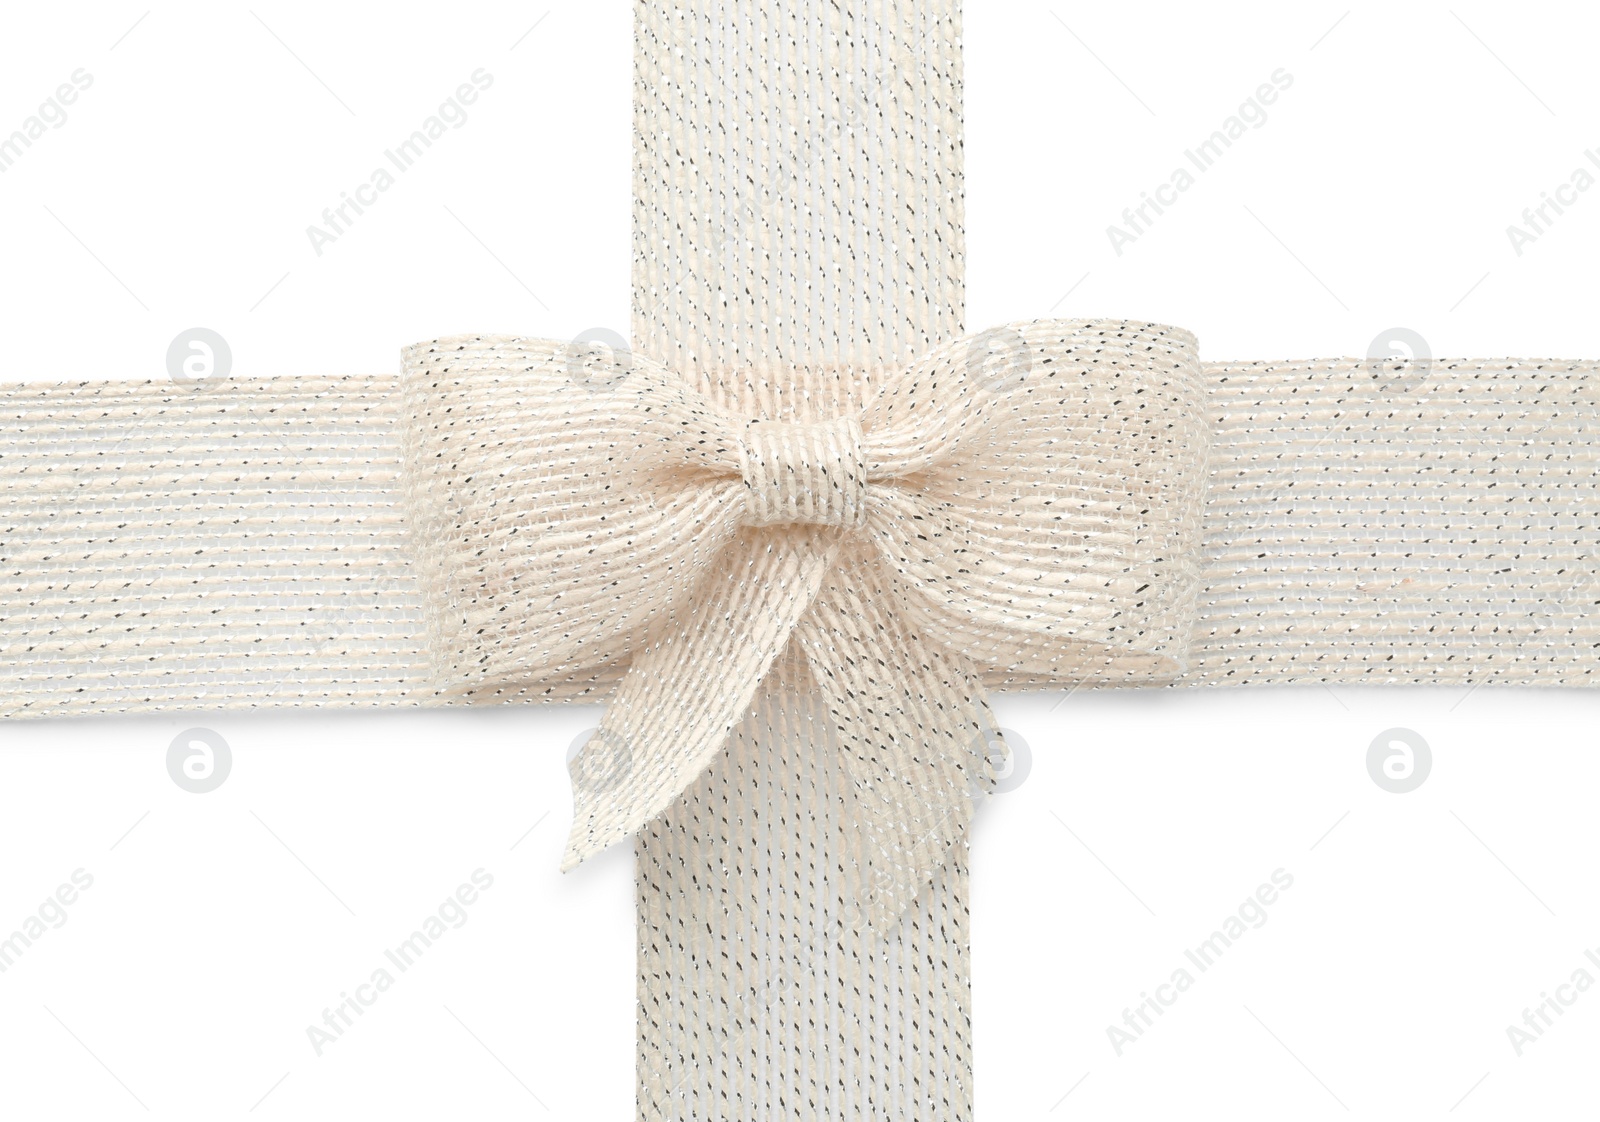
[399,334,752,700]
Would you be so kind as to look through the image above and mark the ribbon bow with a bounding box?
[400,319,1208,926]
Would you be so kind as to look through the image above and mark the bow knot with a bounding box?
[399,319,1210,928]
[736,417,868,529]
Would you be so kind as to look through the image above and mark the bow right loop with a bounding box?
[857,319,1211,685]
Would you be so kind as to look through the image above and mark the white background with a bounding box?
[1,2,1597,1118]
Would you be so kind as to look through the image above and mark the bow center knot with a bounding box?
[736,417,869,528]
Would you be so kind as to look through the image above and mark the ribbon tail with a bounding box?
[793,545,999,931]
[560,529,839,871]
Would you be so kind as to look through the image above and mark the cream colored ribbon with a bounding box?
[3,0,1599,1117]
[398,319,1205,923]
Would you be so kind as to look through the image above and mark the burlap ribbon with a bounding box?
[3,1,1598,1118]
[398,319,1206,924]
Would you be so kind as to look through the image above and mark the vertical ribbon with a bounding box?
[629,0,973,1117]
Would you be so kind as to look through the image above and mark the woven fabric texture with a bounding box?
[0,375,429,715]
[636,655,973,1121]
[1192,359,1600,683]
